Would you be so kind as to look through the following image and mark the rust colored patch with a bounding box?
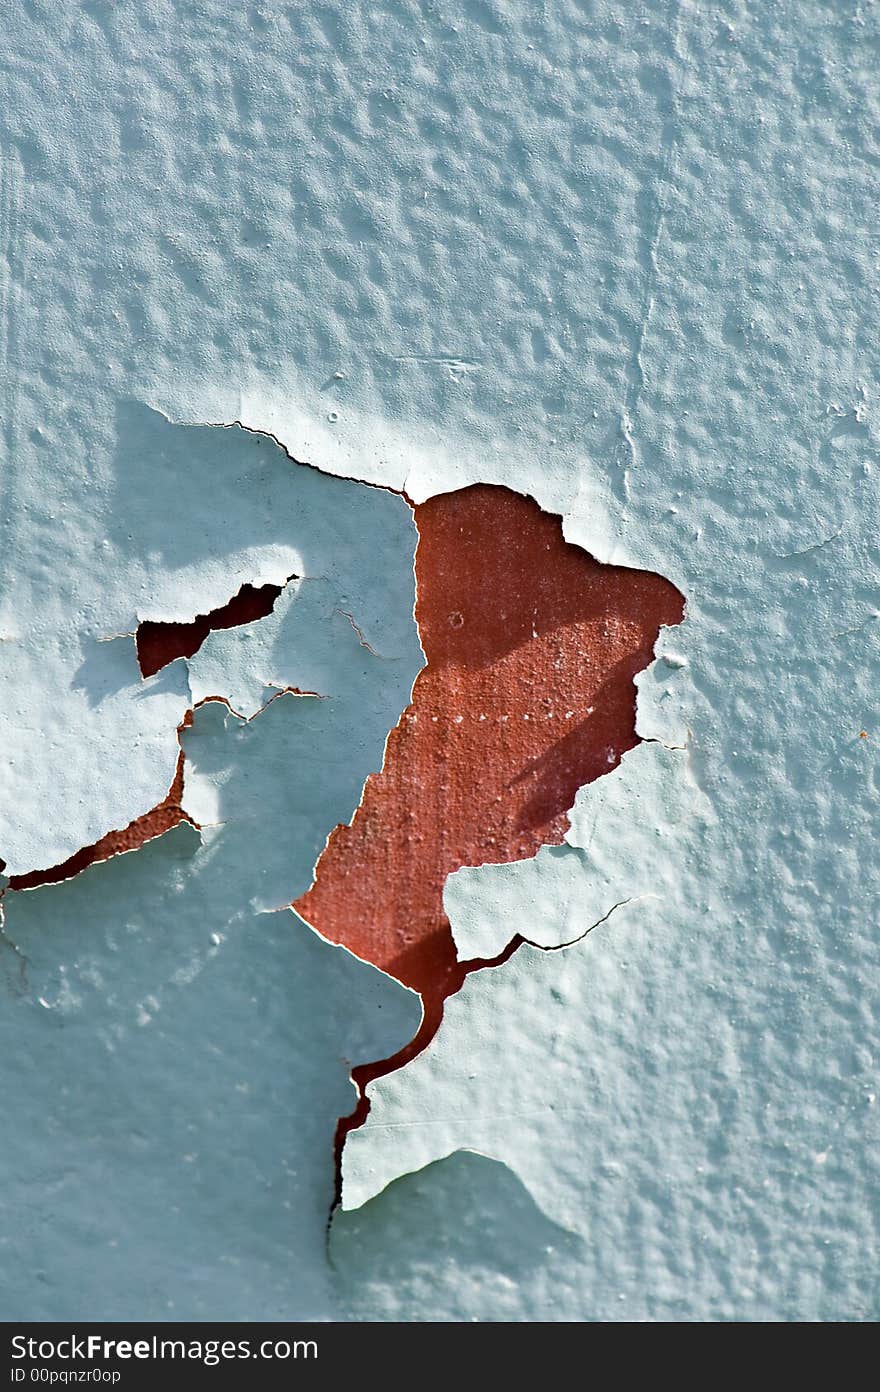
[8,750,191,892]
[332,931,525,1193]
[296,483,684,1133]
[136,579,287,678]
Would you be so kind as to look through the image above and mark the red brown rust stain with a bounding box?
[8,748,192,892]
[295,483,684,1139]
[136,579,286,678]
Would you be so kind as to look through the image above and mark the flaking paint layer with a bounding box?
[296,483,681,1057]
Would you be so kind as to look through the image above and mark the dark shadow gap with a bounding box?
[136,578,292,677]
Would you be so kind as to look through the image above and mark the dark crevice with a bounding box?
[136,577,293,678]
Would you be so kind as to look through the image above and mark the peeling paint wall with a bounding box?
[296,483,682,1127]
[1,0,879,1322]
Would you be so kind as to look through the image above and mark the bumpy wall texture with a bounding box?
[0,0,878,1321]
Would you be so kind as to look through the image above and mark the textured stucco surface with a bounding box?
[1,0,879,1321]
[0,820,419,1320]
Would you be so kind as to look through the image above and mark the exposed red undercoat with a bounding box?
[7,486,682,1114]
[136,580,285,677]
[294,484,684,1128]
[8,749,191,892]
